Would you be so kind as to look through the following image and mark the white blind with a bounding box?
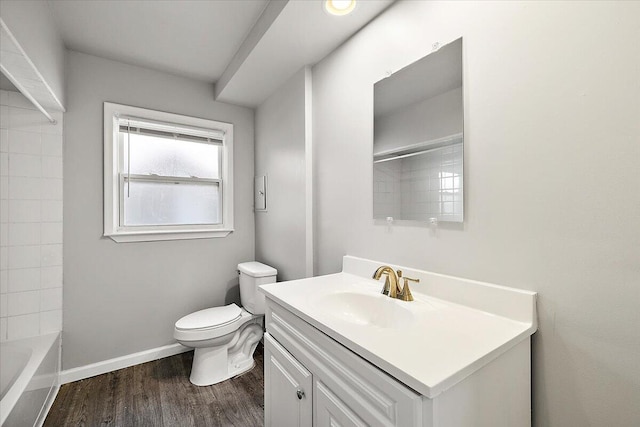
[118,116,224,145]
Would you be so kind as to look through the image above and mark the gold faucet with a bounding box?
[372,266,418,301]
[372,266,401,299]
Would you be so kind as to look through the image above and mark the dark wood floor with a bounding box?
[45,346,264,427]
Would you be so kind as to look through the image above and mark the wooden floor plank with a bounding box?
[112,372,132,426]
[157,352,195,427]
[44,346,264,427]
[131,357,165,427]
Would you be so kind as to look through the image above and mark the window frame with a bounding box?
[103,102,234,242]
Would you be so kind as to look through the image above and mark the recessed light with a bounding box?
[324,0,356,16]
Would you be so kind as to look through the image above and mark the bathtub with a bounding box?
[0,333,60,427]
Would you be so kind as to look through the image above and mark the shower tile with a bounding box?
[8,268,40,292]
[9,130,41,155]
[0,293,7,317]
[9,176,41,199]
[41,266,62,289]
[9,200,41,222]
[0,247,6,269]
[8,222,41,246]
[1,199,7,223]
[0,153,7,175]
[42,156,62,178]
[9,153,42,178]
[9,107,42,133]
[0,177,7,199]
[9,245,40,269]
[41,222,62,244]
[7,313,39,339]
[41,133,62,157]
[0,318,6,341]
[0,106,8,129]
[41,200,62,222]
[8,290,40,316]
[41,244,62,267]
[41,178,63,200]
[40,288,62,311]
[1,92,63,340]
[40,309,61,334]
[0,269,7,293]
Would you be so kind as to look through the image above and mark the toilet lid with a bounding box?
[175,303,242,331]
[238,262,277,278]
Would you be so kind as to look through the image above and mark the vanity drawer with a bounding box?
[266,300,423,427]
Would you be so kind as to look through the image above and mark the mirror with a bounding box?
[373,38,463,223]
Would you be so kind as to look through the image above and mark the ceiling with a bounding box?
[47,0,394,107]
[47,0,268,83]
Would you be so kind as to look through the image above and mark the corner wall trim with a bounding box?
[59,343,191,385]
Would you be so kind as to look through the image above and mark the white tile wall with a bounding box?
[42,200,62,222]
[373,143,463,222]
[9,199,41,222]
[0,129,8,152]
[0,89,63,341]
[9,130,41,154]
[41,222,62,244]
[8,268,40,292]
[41,266,62,289]
[373,160,402,219]
[0,270,7,293]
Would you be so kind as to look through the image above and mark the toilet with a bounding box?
[174,262,277,386]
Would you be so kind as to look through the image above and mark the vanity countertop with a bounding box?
[259,256,537,398]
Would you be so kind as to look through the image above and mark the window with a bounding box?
[104,103,233,242]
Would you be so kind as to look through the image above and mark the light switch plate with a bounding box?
[255,176,267,211]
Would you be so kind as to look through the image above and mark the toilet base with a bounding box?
[189,321,263,386]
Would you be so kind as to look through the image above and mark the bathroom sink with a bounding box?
[316,291,414,329]
[259,258,538,399]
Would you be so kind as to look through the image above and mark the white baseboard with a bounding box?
[59,343,191,385]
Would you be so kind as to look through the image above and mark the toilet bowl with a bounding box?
[174,262,277,386]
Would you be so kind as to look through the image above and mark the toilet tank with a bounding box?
[238,262,277,315]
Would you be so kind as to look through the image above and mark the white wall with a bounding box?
[255,67,311,280]
[0,0,66,109]
[0,90,64,341]
[63,51,255,370]
[312,1,640,426]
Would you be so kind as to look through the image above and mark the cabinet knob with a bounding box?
[296,389,305,400]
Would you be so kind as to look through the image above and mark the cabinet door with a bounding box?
[315,380,367,427]
[264,333,312,427]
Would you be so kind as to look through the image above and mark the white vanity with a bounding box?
[259,256,537,427]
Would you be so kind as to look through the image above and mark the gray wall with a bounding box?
[0,0,66,108]
[63,51,255,370]
[255,68,308,281]
[312,1,639,426]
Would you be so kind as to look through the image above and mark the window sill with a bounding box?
[105,229,233,243]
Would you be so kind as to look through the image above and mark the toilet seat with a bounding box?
[174,303,249,342]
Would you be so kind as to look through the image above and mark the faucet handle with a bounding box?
[398,277,419,301]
